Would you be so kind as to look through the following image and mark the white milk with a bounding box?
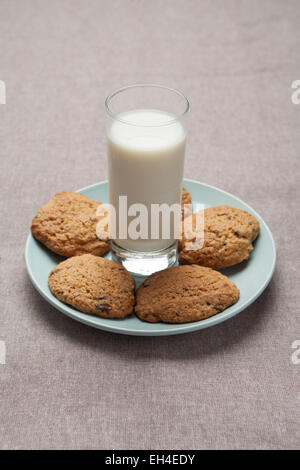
[107,109,186,252]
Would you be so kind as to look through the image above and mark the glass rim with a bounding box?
[105,83,189,127]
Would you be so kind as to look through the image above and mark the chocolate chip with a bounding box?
[95,302,110,313]
[95,296,106,300]
[50,268,61,276]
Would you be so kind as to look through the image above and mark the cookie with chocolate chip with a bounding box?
[48,254,135,318]
[31,191,110,257]
[179,205,260,270]
[135,264,239,323]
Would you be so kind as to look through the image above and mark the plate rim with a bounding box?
[24,179,277,336]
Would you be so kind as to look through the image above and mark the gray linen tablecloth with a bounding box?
[0,0,299,450]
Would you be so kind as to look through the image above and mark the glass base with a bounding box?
[111,241,177,277]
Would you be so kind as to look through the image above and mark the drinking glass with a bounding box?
[105,84,189,276]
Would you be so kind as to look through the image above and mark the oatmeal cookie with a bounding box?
[48,254,135,318]
[31,191,110,257]
[135,264,239,323]
[179,205,259,269]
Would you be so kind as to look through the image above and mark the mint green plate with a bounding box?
[25,179,276,336]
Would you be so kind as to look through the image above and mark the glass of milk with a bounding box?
[105,84,189,276]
